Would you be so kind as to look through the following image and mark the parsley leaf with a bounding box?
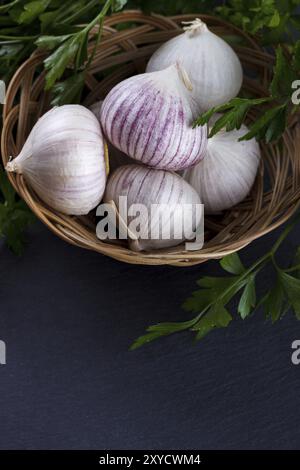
[278,271,300,319]
[44,35,81,89]
[17,0,51,25]
[192,304,232,340]
[238,274,256,319]
[50,72,85,106]
[263,279,286,322]
[270,46,297,98]
[220,252,245,275]
[130,318,197,351]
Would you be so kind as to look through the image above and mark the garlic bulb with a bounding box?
[6,105,106,215]
[183,124,261,214]
[104,164,202,251]
[100,64,207,171]
[89,100,135,171]
[146,18,243,112]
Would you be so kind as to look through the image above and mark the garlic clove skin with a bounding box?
[183,123,261,214]
[89,100,136,171]
[104,164,202,251]
[6,105,107,215]
[89,100,103,122]
[100,64,207,171]
[146,18,243,112]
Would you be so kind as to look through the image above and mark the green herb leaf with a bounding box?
[238,275,256,319]
[44,35,80,89]
[130,318,197,350]
[193,97,271,139]
[270,46,296,99]
[50,72,85,106]
[263,279,286,322]
[17,0,51,25]
[278,271,300,319]
[75,31,88,69]
[183,275,244,314]
[36,34,72,50]
[192,303,232,340]
[239,104,287,142]
[217,0,297,39]
[220,252,245,275]
[265,105,287,142]
[268,10,280,28]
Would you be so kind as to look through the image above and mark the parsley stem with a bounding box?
[0,0,19,12]
[0,35,37,41]
[82,0,114,35]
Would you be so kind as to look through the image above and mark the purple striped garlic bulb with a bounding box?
[104,164,202,251]
[100,64,207,171]
[6,105,107,215]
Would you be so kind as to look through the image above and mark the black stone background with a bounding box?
[0,220,300,450]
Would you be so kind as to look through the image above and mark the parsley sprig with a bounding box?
[36,0,127,105]
[131,214,300,350]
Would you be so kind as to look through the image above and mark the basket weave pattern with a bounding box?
[1,11,300,266]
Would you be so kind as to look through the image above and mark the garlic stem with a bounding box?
[182,18,208,36]
[107,199,138,241]
[175,61,193,91]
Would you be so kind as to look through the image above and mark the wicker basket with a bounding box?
[1,11,300,266]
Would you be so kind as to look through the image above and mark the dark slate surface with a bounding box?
[0,220,300,450]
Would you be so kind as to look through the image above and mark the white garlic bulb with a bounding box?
[105,164,202,251]
[183,124,261,214]
[100,64,207,171]
[146,18,243,112]
[6,105,106,215]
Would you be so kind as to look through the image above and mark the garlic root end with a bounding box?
[182,18,208,36]
[5,159,21,173]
